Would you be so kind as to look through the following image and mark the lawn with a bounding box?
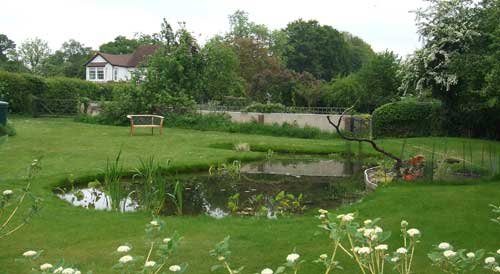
[0,118,499,273]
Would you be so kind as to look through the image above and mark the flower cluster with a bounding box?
[428,241,486,274]
[112,218,186,274]
[18,249,83,274]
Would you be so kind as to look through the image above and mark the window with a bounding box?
[89,68,96,80]
[97,68,104,80]
[114,68,118,81]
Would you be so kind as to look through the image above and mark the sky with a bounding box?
[1,0,426,57]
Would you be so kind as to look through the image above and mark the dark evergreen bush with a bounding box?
[372,100,444,138]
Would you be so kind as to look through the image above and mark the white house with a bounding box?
[84,45,159,82]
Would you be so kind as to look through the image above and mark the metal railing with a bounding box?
[197,104,347,114]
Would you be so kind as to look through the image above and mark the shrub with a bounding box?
[0,121,16,137]
[372,99,444,138]
[0,71,46,113]
[241,102,286,113]
[0,71,123,114]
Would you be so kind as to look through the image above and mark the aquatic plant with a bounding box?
[134,157,169,215]
[104,151,124,211]
[167,181,184,216]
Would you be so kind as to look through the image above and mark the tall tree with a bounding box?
[99,35,139,54]
[283,20,352,81]
[42,39,92,78]
[18,38,51,74]
[0,34,15,61]
[201,37,245,102]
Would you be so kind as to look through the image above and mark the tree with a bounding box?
[283,20,352,81]
[42,39,93,78]
[356,51,401,112]
[226,10,270,45]
[293,71,327,107]
[18,38,51,74]
[135,21,202,109]
[325,74,363,108]
[249,67,297,105]
[342,32,375,72]
[99,35,140,54]
[201,37,245,101]
[0,34,15,61]
[230,37,279,86]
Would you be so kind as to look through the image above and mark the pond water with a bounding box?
[56,157,367,218]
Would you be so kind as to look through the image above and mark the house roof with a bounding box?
[85,45,160,68]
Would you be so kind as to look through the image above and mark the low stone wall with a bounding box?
[200,110,361,133]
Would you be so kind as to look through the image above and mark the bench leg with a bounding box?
[160,126,163,136]
[151,127,154,135]
[130,126,134,136]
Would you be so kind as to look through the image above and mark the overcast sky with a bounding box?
[1,0,426,57]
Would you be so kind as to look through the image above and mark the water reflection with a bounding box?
[57,157,366,217]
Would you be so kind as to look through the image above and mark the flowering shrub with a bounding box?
[0,158,42,240]
[16,206,500,273]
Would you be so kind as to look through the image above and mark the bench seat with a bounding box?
[126,114,164,136]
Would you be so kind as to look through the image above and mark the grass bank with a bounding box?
[0,118,499,273]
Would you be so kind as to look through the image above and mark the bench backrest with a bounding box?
[126,115,164,125]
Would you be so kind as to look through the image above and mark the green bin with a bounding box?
[0,101,8,126]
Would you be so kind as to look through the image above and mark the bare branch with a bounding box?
[327,106,403,178]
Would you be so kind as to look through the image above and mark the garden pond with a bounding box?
[56,156,370,218]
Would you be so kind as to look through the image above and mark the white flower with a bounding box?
[485,257,496,264]
[53,266,64,273]
[374,226,383,233]
[23,250,37,257]
[401,220,408,227]
[145,261,156,267]
[61,268,75,274]
[353,246,360,253]
[357,247,372,255]
[494,266,500,273]
[169,265,181,272]
[357,228,365,233]
[2,189,13,196]
[397,247,408,254]
[286,253,300,263]
[319,254,327,260]
[497,249,500,255]
[150,220,159,226]
[261,268,273,274]
[375,244,388,251]
[391,257,400,262]
[119,255,133,264]
[218,256,225,261]
[75,271,81,274]
[443,250,456,258]
[407,228,420,237]
[342,213,355,222]
[40,263,53,270]
[363,228,374,238]
[466,252,475,258]
[318,209,328,214]
[163,238,171,243]
[116,245,131,253]
[364,219,372,225]
[319,214,326,219]
[438,242,451,250]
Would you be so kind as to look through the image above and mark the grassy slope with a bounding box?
[0,118,499,273]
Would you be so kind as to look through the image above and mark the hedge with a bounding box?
[372,100,444,138]
[0,71,122,114]
[241,102,286,113]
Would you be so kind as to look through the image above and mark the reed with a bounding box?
[167,181,184,216]
[104,150,123,211]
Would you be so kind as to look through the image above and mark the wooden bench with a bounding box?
[126,115,164,136]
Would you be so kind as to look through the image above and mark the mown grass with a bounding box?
[0,118,499,273]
